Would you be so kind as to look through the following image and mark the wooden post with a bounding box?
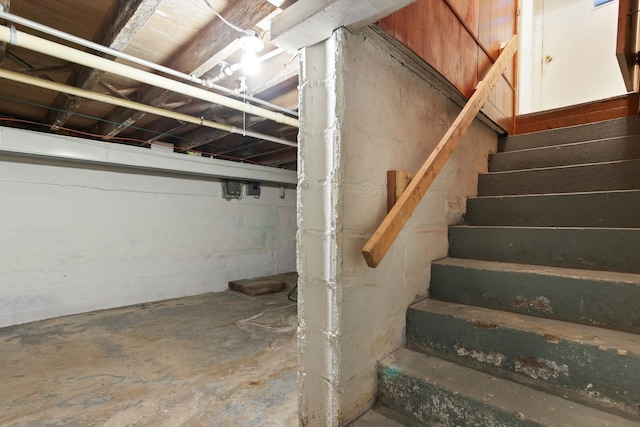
[362,34,518,268]
[387,170,413,213]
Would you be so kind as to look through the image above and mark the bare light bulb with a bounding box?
[241,50,260,75]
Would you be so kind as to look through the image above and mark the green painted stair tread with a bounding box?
[498,116,640,152]
[477,159,640,196]
[407,299,640,417]
[378,348,639,427]
[448,226,640,273]
[490,136,640,172]
[465,190,640,228]
[430,257,640,332]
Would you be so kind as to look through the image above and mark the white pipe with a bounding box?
[0,25,300,128]
[0,69,298,147]
[0,7,298,117]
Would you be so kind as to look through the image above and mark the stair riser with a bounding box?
[499,116,640,152]
[478,160,640,196]
[430,262,640,333]
[465,191,640,228]
[490,137,640,172]
[406,309,640,416]
[449,227,640,273]
[377,367,543,427]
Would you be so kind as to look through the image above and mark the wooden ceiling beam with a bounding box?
[45,0,163,128]
[0,0,9,65]
[96,0,276,138]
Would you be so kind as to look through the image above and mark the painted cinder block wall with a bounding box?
[297,28,498,425]
[0,135,296,327]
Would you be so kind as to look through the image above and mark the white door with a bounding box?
[521,0,628,112]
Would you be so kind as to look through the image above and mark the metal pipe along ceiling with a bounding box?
[0,69,298,148]
[0,25,300,128]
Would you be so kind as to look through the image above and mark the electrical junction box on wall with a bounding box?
[246,181,261,198]
[222,180,243,200]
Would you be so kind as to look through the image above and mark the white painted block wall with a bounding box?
[0,135,296,327]
[297,28,498,425]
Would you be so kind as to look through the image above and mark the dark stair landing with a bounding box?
[367,116,640,426]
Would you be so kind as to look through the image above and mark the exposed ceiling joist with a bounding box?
[45,0,163,128]
[96,0,276,138]
[99,80,132,100]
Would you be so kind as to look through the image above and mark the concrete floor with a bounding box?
[0,287,298,426]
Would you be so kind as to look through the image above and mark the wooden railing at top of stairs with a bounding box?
[361,34,518,268]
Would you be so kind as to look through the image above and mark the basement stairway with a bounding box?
[359,116,640,426]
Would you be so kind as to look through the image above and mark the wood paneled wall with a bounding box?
[379,0,517,133]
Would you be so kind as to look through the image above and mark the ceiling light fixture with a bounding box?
[239,31,264,75]
[239,30,264,53]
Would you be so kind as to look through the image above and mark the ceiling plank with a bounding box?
[44,0,164,128]
[0,0,8,65]
[96,0,276,138]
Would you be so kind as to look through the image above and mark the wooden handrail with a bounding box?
[362,34,518,268]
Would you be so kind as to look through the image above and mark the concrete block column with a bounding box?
[297,30,345,426]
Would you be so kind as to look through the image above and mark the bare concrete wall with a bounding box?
[297,28,498,425]
[0,136,296,327]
